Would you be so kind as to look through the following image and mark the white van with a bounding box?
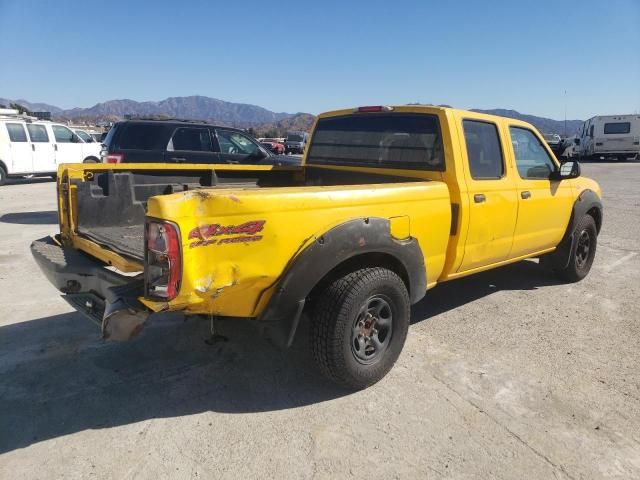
[0,115,102,185]
[576,115,640,161]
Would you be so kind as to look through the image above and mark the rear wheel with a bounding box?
[547,215,598,282]
[311,267,410,389]
[83,157,99,164]
[0,166,6,186]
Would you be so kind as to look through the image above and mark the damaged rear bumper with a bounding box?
[30,236,150,341]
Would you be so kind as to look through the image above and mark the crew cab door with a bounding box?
[458,119,519,272]
[163,126,219,164]
[4,122,32,173]
[26,124,56,172]
[508,126,575,257]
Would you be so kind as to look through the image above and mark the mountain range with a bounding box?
[0,95,583,135]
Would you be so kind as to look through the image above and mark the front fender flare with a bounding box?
[549,189,603,268]
[259,217,427,348]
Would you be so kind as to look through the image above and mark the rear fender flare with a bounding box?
[259,217,427,348]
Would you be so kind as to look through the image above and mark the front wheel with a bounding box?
[547,214,598,282]
[311,267,410,389]
[0,166,6,186]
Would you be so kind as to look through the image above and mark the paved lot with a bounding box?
[0,164,639,479]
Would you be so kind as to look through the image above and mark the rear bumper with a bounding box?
[31,236,150,340]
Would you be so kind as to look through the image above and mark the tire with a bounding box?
[550,215,598,282]
[311,267,410,389]
[83,157,99,164]
[0,165,6,186]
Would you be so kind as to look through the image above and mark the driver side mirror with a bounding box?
[71,134,80,143]
[551,160,581,180]
[574,138,580,145]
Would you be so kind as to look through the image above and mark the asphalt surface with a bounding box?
[0,163,639,479]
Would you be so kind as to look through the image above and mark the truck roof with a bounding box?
[315,105,540,130]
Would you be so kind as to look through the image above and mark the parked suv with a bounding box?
[0,116,102,185]
[101,119,300,165]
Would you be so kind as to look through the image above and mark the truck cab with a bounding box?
[284,131,308,154]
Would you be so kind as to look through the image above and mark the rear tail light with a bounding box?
[145,220,181,300]
[355,105,394,113]
[105,153,124,164]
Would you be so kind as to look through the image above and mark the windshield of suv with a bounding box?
[306,113,444,171]
[286,134,304,142]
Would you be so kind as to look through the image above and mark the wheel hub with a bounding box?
[351,296,393,364]
[576,230,591,268]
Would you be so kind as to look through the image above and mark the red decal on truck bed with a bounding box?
[188,220,266,240]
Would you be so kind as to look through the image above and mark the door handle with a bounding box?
[169,157,186,162]
[54,144,58,151]
[474,193,486,203]
[31,144,35,151]
[521,191,531,199]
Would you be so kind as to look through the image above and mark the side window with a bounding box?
[604,122,631,134]
[168,127,212,151]
[216,130,259,155]
[589,125,594,138]
[6,123,28,142]
[509,127,557,180]
[26,124,50,143]
[462,120,504,179]
[118,124,166,150]
[52,125,75,143]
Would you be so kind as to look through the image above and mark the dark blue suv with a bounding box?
[101,119,300,166]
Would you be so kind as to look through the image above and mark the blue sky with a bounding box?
[0,0,638,119]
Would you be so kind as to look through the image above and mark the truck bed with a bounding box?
[72,166,422,261]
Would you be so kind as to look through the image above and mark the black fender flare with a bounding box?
[549,189,603,268]
[259,217,427,348]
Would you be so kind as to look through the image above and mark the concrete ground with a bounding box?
[0,163,639,479]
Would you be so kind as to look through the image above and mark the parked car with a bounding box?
[560,135,580,159]
[542,133,564,158]
[0,115,102,185]
[101,119,300,166]
[260,138,286,155]
[32,105,602,389]
[576,114,640,161]
[73,129,98,143]
[284,131,308,154]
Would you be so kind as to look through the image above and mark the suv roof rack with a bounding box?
[124,116,214,124]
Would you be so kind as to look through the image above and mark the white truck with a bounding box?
[0,110,102,185]
[575,114,640,161]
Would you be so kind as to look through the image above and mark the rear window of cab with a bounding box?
[306,113,445,171]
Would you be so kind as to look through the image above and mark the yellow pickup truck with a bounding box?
[32,105,603,389]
